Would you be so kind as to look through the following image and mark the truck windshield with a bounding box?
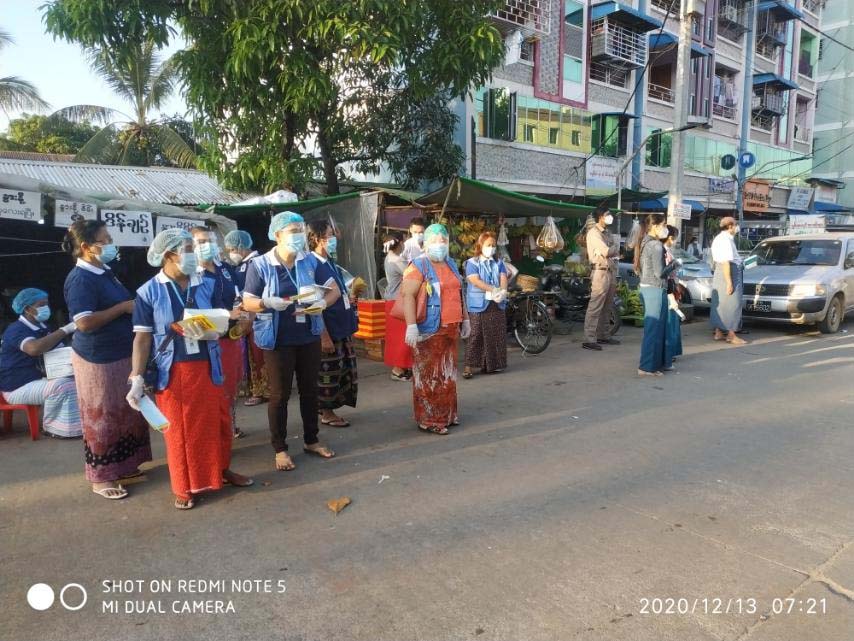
[751,239,842,266]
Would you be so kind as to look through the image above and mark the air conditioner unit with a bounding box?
[686,0,706,17]
[721,4,738,21]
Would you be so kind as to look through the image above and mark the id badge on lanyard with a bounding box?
[170,281,200,354]
[285,264,307,324]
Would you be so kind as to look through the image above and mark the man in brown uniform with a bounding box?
[582,206,620,351]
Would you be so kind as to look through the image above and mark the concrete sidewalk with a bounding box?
[2,319,853,641]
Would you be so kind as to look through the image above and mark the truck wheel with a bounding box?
[819,295,843,334]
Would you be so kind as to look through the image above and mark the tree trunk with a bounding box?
[315,117,339,195]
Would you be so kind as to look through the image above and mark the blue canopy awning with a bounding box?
[649,32,712,58]
[753,73,800,91]
[815,201,852,213]
[638,198,706,213]
[590,1,662,32]
[757,0,804,21]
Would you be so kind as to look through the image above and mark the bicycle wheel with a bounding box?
[514,299,552,354]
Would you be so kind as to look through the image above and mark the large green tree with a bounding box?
[1,28,49,114]
[43,0,505,193]
[51,42,197,167]
[0,113,100,154]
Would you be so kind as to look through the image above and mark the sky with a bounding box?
[1,0,187,130]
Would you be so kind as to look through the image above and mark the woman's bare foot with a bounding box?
[320,410,349,427]
[222,469,254,486]
[275,451,296,471]
[713,330,724,341]
[303,443,335,458]
[726,333,747,345]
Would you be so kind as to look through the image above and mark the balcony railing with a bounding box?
[757,22,788,47]
[798,57,814,78]
[591,19,647,70]
[794,125,812,142]
[713,103,737,119]
[650,0,676,12]
[718,0,748,39]
[802,0,824,14]
[590,62,630,88]
[648,82,674,103]
[492,0,551,35]
[752,92,785,115]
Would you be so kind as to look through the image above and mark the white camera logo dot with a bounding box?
[27,584,55,611]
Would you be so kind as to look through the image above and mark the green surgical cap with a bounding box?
[268,211,305,241]
[224,229,253,250]
[147,228,192,267]
[424,223,448,243]
[12,288,48,314]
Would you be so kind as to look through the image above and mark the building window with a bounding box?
[591,114,629,158]
[799,30,817,78]
[478,87,517,141]
[571,130,581,146]
[549,127,560,145]
[590,62,629,88]
[713,70,739,119]
[706,15,715,41]
[689,94,696,114]
[520,38,535,63]
[646,128,672,167]
[692,16,701,36]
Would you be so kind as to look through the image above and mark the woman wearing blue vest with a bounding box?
[0,288,81,438]
[401,223,471,435]
[127,228,254,510]
[463,231,508,379]
[62,219,150,500]
[242,212,342,472]
[307,219,359,428]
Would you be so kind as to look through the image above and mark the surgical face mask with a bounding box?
[733,225,740,235]
[604,214,614,226]
[177,251,198,275]
[658,227,669,240]
[195,242,219,262]
[33,305,51,322]
[482,246,496,259]
[98,243,119,264]
[412,232,424,247]
[228,251,243,266]
[427,243,448,261]
[326,236,338,255]
[281,232,306,253]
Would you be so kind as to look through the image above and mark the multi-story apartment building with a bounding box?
[464,0,827,244]
[813,0,854,212]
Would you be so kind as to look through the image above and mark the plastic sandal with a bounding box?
[303,445,335,458]
[174,497,195,510]
[92,484,128,500]
[418,424,449,435]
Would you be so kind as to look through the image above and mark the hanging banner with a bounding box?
[0,189,41,222]
[814,184,837,204]
[709,177,736,194]
[155,215,199,234]
[788,214,825,235]
[100,210,154,246]
[743,179,772,212]
[585,156,619,197]
[786,187,813,210]
[54,200,98,228]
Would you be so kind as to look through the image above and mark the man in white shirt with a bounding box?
[710,217,747,344]
[400,217,426,263]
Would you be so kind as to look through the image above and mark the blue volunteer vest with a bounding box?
[465,256,506,312]
[412,256,464,336]
[251,250,324,350]
[137,273,223,391]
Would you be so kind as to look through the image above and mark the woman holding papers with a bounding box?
[63,220,150,500]
[191,226,250,439]
[127,228,253,510]
[241,211,341,472]
[307,220,358,428]
[0,288,82,438]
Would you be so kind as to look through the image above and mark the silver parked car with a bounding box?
[618,248,713,308]
[742,233,854,334]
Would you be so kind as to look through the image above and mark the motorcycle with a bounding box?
[538,264,624,337]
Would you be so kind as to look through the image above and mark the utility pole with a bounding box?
[736,0,759,230]
[667,0,694,232]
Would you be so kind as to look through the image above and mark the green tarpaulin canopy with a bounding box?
[201,191,362,215]
[417,177,595,218]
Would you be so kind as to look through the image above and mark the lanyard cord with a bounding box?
[168,279,193,308]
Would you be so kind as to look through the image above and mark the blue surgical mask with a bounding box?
[196,242,219,262]
[99,244,119,264]
[326,237,338,255]
[427,244,448,261]
[34,306,51,322]
[178,252,198,275]
[284,232,306,253]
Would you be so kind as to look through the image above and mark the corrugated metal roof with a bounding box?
[0,158,256,205]
[0,151,76,162]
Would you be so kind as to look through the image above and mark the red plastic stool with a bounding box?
[0,393,40,440]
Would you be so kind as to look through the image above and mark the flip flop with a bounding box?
[320,418,350,427]
[243,397,264,406]
[462,371,473,379]
[119,470,145,480]
[418,424,449,435]
[174,497,195,510]
[92,484,128,500]
[222,472,255,487]
[233,428,247,439]
[303,445,335,458]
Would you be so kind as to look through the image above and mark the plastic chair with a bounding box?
[0,393,40,440]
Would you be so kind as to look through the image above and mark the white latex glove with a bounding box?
[493,289,505,304]
[405,323,420,348]
[183,319,205,340]
[460,319,471,339]
[262,296,291,311]
[126,375,145,411]
[309,298,327,311]
[61,321,77,335]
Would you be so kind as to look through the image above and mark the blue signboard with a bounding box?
[738,151,756,169]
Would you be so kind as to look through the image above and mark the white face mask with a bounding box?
[482,246,496,259]
[658,227,669,240]
[733,225,740,235]
[228,251,243,266]
[604,214,614,226]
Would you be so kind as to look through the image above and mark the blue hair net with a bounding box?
[268,211,305,241]
[12,288,48,314]
[147,228,192,267]
[224,229,253,251]
[424,223,448,244]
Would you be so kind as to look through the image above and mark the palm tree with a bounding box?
[52,42,196,168]
[0,28,50,114]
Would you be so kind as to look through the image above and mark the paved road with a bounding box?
[3,318,854,641]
